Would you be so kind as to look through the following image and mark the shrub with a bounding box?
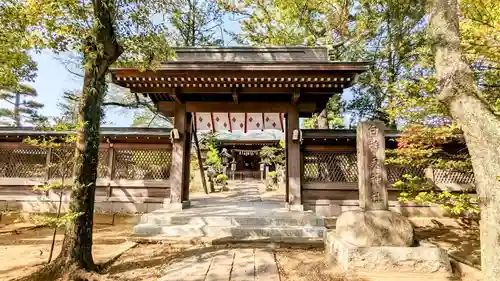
[214,174,228,191]
[265,171,279,190]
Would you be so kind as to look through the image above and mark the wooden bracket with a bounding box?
[292,88,300,105]
[170,88,182,104]
[232,87,239,104]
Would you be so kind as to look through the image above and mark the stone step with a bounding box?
[131,234,325,249]
[139,214,324,227]
[133,223,325,239]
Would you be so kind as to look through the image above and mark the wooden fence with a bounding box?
[0,142,173,213]
[301,146,475,216]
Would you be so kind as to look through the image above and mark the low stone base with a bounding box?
[0,196,168,214]
[285,203,304,211]
[325,231,453,275]
[162,200,191,211]
[335,210,414,247]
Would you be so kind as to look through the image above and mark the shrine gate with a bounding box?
[110,47,369,211]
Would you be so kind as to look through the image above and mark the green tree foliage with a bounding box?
[104,87,173,127]
[214,173,228,190]
[131,109,173,127]
[169,0,226,46]
[0,84,47,127]
[24,122,81,264]
[223,0,347,128]
[386,125,472,171]
[393,175,478,215]
[3,0,176,276]
[260,141,285,184]
[223,0,351,46]
[460,0,500,116]
[228,0,498,127]
[226,0,428,128]
[303,95,345,128]
[345,0,429,126]
[129,0,227,126]
[385,0,500,126]
[0,0,37,89]
[55,91,80,124]
[259,145,284,167]
[200,132,222,185]
[204,142,222,193]
[205,144,222,171]
[200,131,221,149]
[386,124,478,215]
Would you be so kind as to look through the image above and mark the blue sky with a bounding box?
[29,51,134,126]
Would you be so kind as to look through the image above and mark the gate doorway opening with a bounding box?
[191,127,287,205]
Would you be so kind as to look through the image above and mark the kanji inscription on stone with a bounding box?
[357,121,389,210]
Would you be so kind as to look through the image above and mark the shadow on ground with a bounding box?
[414,219,480,268]
[100,245,369,281]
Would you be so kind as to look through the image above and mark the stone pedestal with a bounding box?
[325,231,453,275]
[325,121,452,277]
[335,210,414,247]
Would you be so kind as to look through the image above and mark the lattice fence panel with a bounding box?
[49,148,109,179]
[50,148,74,178]
[387,166,426,183]
[113,149,172,180]
[303,151,358,182]
[433,169,475,183]
[0,148,47,178]
[97,149,109,178]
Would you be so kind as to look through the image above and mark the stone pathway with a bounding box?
[159,248,280,281]
[190,179,285,206]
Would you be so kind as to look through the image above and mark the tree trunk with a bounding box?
[429,0,500,279]
[192,124,208,194]
[48,190,64,264]
[14,92,21,127]
[54,0,123,273]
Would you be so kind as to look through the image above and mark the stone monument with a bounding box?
[325,121,452,277]
[336,120,413,247]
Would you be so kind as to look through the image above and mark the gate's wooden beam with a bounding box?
[180,102,316,113]
[158,101,176,117]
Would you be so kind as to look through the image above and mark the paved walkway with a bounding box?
[177,180,292,218]
[159,182,286,280]
[159,248,280,281]
[190,179,286,206]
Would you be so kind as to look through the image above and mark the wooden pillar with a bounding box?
[106,146,115,197]
[286,107,302,210]
[357,120,389,211]
[193,124,208,194]
[182,113,192,203]
[45,148,52,181]
[285,117,289,203]
[170,104,187,209]
[44,148,52,196]
[231,150,237,180]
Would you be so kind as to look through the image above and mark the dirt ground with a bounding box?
[414,219,481,268]
[0,214,137,281]
[100,246,360,281]
[276,249,365,281]
[0,214,481,281]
